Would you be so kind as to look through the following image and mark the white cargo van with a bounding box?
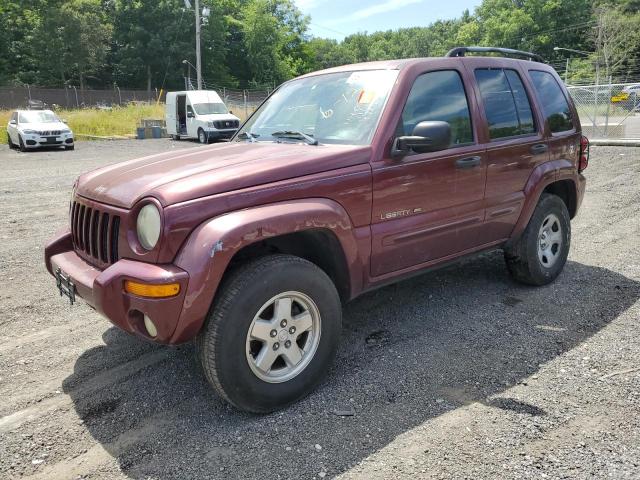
[165,90,240,143]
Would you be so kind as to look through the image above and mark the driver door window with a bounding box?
[400,70,473,146]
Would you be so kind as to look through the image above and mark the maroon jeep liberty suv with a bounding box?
[45,47,588,413]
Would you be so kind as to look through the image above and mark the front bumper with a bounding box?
[45,229,189,344]
[23,133,74,148]
[204,129,237,140]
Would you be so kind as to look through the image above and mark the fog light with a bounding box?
[124,280,180,298]
[144,315,158,337]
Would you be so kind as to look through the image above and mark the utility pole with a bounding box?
[195,0,202,90]
[594,10,603,129]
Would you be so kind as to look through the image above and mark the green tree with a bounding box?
[39,0,112,89]
[241,0,309,86]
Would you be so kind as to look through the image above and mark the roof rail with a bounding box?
[445,46,544,63]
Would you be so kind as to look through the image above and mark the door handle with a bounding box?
[530,143,548,155]
[455,156,481,169]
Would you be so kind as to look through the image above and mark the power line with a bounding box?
[308,22,348,38]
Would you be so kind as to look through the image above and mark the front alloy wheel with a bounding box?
[246,292,321,383]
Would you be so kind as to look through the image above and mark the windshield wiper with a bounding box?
[271,130,318,145]
[237,131,259,142]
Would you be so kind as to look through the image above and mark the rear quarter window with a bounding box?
[529,70,574,133]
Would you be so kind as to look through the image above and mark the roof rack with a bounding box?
[445,46,544,63]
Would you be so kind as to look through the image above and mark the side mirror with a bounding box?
[187,111,195,118]
[229,110,233,114]
[61,119,68,123]
[9,120,17,125]
[392,121,451,157]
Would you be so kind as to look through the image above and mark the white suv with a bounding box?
[7,110,75,152]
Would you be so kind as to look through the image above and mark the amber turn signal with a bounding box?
[124,280,180,298]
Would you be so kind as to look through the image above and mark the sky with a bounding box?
[296,0,483,39]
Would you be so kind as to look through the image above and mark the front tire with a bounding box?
[18,135,27,152]
[198,128,208,144]
[197,255,342,413]
[7,134,15,149]
[504,193,571,285]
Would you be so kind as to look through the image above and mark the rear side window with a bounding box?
[475,68,535,139]
[401,70,473,146]
[529,70,574,133]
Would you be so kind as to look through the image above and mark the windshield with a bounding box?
[19,111,60,123]
[236,69,399,145]
[193,103,228,115]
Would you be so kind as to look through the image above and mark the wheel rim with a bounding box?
[199,131,205,143]
[537,213,562,268]
[245,291,321,383]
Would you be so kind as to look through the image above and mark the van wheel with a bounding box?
[171,134,180,141]
[196,254,342,413]
[504,193,571,286]
[198,128,208,144]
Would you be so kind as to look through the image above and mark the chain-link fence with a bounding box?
[566,82,640,140]
[0,86,162,110]
[1,81,272,122]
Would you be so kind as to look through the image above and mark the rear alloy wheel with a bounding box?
[504,193,571,285]
[197,254,341,413]
[198,128,208,144]
[537,213,563,268]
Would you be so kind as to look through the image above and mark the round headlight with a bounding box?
[137,204,161,250]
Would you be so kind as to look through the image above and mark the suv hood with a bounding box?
[76,142,370,208]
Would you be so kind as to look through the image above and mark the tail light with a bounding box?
[579,135,589,173]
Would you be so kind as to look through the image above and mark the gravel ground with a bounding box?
[0,140,639,480]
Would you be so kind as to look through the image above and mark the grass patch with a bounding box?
[1,104,165,142]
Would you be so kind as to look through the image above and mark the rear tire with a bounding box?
[197,254,342,413]
[171,134,181,141]
[504,193,571,286]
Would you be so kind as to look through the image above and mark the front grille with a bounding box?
[70,200,120,265]
[213,120,239,129]
[38,130,61,136]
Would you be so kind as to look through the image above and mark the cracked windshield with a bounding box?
[236,69,398,145]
